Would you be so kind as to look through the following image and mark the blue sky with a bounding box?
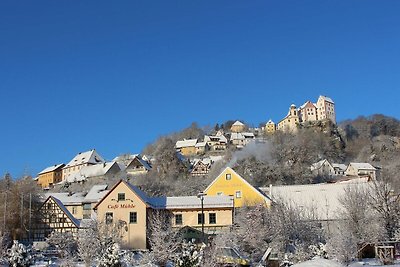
[1,1,400,177]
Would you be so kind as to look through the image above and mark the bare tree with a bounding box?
[146,209,181,266]
[368,178,400,240]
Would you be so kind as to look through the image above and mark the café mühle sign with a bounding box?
[107,203,135,209]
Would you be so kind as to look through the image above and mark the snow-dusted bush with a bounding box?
[308,242,327,259]
[7,240,32,267]
[174,241,203,267]
[46,231,77,258]
[98,240,121,267]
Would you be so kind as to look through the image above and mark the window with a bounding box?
[209,213,216,224]
[106,212,113,225]
[83,203,91,210]
[129,212,137,224]
[72,206,77,214]
[175,214,183,225]
[235,191,242,199]
[225,173,231,180]
[217,192,223,196]
[198,213,205,224]
[118,193,125,201]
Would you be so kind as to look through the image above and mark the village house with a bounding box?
[204,134,227,151]
[62,149,105,182]
[345,162,377,180]
[264,120,276,134]
[33,196,81,241]
[204,167,272,208]
[37,163,65,189]
[230,132,255,148]
[230,120,246,133]
[93,180,234,249]
[124,155,152,175]
[175,139,198,156]
[195,141,207,155]
[310,159,347,177]
[64,161,121,183]
[277,104,300,132]
[44,184,109,220]
[190,158,212,176]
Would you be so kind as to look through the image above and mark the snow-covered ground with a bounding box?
[292,258,400,267]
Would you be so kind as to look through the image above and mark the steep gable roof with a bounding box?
[176,139,198,148]
[65,161,120,183]
[64,149,105,168]
[38,164,65,175]
[318,95,334,104]
[232,120,245,127]
[42,196,81,227]
[205,167,271,203]
[126,156,152,171]
[93,180,151,209]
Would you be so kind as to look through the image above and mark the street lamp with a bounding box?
[197,191,206,243]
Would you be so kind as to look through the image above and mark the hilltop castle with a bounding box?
[267,95,336,133]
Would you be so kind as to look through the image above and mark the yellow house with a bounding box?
[37,164,65,189]
[204,167,271,208]
[94,180,234,250]
[175,139,198,156]
[230,121,246,133]
[265,120,276,134]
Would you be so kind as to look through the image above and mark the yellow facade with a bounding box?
[277,104,299,132]
[179,146,197,156]
[204,167,271,208]
[38,171,63,188]
[265,121,276,134]
[171,209,232,229]
[95,181,148,249]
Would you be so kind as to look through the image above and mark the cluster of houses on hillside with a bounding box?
[33,165,384,253]
[311,159,378,180]
[36,149,153,189]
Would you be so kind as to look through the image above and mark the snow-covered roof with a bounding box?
[65,162,120,183]
[83,185,109,203]
[38,164,65,175]
[112,154,139,163]
[299,101,317,110]
[44,192,86,205]
[230,132,245,140]
[318,95,334,104]
[50,197,81,227]
[232,121,244,127]
[348,162,376,170]
[261,178,371,221]
[176,139,198,148]
[64,149,105,168]
[332,163,347,171]
[195,142,207,148]
[310,159,331,171]
[242,132,255,138]
[149,195,234,209]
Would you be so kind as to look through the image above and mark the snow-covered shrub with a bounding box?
[7,240,32,267]
[309,242,327,259]
[174,241,202,267]
[98,240,121,267]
